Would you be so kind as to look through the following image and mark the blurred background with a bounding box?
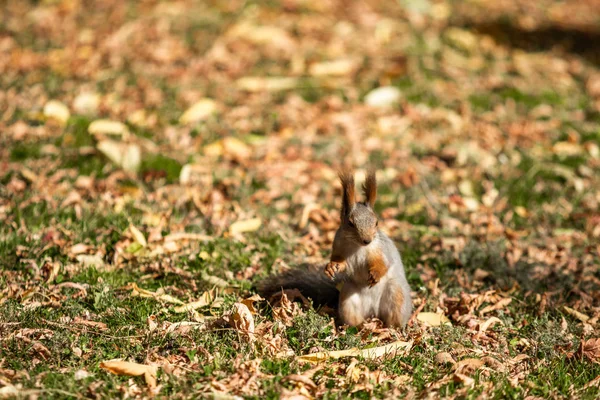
[1,0,600,397]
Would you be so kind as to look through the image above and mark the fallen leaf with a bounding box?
[435,352,456,365]
[43,100,70,125]
[129,224,147,247]
[130,283,184,305]
[416,312,452,327]
[479,316,504,333]
[89,119,129,136]
[309,58,358,76]
[236,77,298,92]
[231,302,255,340]
[480,298,512,315]
[179,98,217,125]
[229,218,262,235]
[364,86,402,108]
[172,290,215,313]
[97,139,141,173]
[241,294,263,314]
[99,359,158,388]
[73,92,100,115]
[579,338,600,363]
[454,358,484,375]
[564,306,590,322]
[297,340,412,363]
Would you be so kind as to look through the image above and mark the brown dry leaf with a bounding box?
[99,359,158,389]
[479,316,504,333]
[416,312,452,327]
[241,294,263,314]
[296,340,412,364]
[200,271,229,288]
[480,298,512,315]
[229,218,262,235]
[435,352,456,365]
[454,358,484,376]
[579,338,600,363]
[230,302,255,341]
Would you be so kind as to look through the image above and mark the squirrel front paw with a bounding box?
[367,264,387,287]
[325,260,346,280]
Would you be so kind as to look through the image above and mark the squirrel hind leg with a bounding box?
[339,283,368,327]
[379,283,411,327]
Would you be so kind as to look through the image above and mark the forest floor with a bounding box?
[1,0,600,398]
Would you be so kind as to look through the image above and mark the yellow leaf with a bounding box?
[297,340,412,363]
[179,98,217,125]
[89,119,129,136]
[241,294,263,314]
[416,312,452,327]
[172,290,215,313]
[130,283,184,305]
[99,359,158,388]
[43,100,70,125]
[129,224,147,247]
[236,77,298,92]
[564,306,590,322]
[229,218,262,235]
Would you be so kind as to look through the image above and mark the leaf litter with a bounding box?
[1,0,600,398]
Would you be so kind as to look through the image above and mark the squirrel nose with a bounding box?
[363,239,371,245]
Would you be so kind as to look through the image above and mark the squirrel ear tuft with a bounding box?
[362,169,377,207]
[338,169,355,217]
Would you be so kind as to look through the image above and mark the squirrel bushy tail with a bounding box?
[256,263,339,308]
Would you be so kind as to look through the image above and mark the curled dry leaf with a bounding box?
[454,358,484,376]
[416,312,452,327]
[579,338,600,363]
[479,297,512,315]
[435,352,456,365]
[99,359,158,389]
[479,316,504,333]
[564,306,590,322]
[241,294,264,314]
[130,282,184,305]
[229,218,262,235]
[172,289,216,313]
[297,340,412,364]
[230,302,255,340]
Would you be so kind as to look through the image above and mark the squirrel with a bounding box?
[258,169,412,327]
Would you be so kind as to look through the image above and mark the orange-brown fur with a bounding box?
[338,170,355,218]
[383,288,405,326]
[362,169,377,207]
[367,248,388,286]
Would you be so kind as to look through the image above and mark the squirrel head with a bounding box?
[338,169,378,246]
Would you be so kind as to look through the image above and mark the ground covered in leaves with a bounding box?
[2,0,600,398]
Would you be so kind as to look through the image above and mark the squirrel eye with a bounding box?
[376,221,379,227]
[348,221,355,228]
